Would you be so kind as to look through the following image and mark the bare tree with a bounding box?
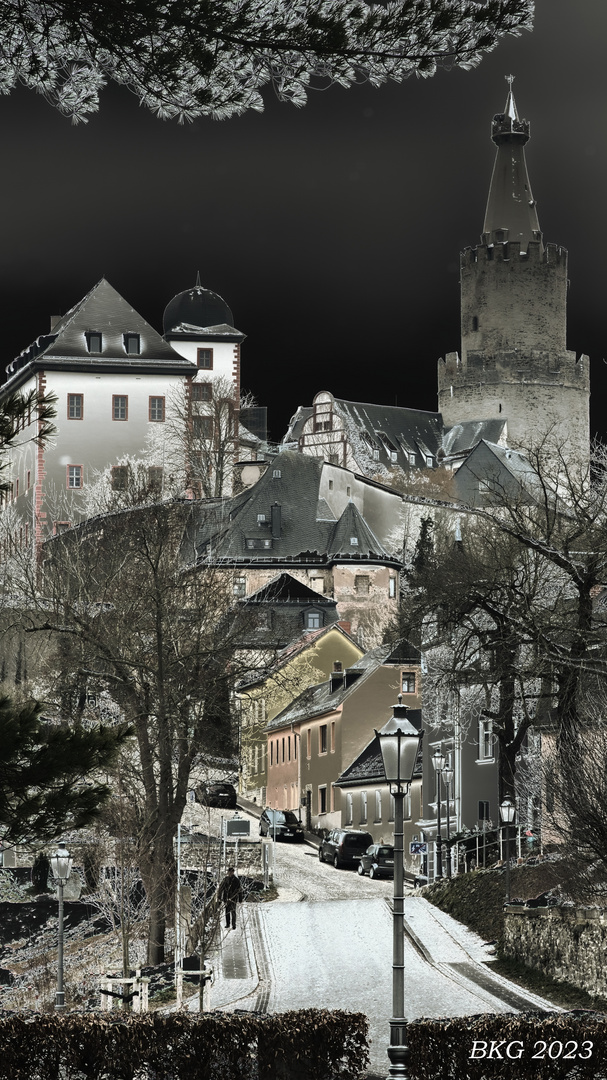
[20,501,271,964]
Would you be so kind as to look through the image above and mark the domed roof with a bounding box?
[163,275,234,335]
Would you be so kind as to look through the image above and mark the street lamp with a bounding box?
[499,798,516,904]
[50,842,73,1009]
[376,696,423,1080]
[432,749,445,880]
[443,763,454,879]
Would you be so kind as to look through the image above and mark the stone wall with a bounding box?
[503,905,607,998]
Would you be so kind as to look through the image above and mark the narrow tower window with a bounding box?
[472,316,479,332]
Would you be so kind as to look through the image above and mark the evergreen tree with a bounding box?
[0,1,534,122]
[0,695,131,846]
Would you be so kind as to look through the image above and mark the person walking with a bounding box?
[218,867,243,929]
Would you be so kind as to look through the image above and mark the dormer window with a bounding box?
[425,455,433,468]
[124,333,141,355]
[408,453,416,466]
[86,332,102,354]
[304,609,322,630]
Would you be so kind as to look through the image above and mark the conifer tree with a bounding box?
[0,695,130,845]
[0,1,534,122]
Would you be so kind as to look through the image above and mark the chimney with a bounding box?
[271,502,281,539]
[337,620,351,636]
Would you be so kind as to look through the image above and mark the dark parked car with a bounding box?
[319,829,374,869]
[357,844,395,879]
[259,809,305,842]
[195,782,237,809]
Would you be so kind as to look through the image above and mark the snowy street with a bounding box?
[196,821,557,1078]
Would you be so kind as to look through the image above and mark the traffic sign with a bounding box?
[409,841,428,855]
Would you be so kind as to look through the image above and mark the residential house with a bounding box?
[237,616,363,805]
[0,276,247,549]
[265,641,422,830]
[334,710,423,878]
[182,448,404,647]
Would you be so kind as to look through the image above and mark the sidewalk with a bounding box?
[401,895,558,1013]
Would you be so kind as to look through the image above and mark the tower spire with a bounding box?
[482,77,542,251]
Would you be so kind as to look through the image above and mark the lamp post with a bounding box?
[50,842,73,1010]
[500,798,516,904]
[443,763,454,879]
[376,695,423,1080]
[432,749,445,880]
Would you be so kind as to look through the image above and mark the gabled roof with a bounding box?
[265,644,406,732]
[4,278,192,389]
[182,450,401,569]
[237,621,360,691]
[286,397,443,471]
[335,717,423,787]
[452,440,540,506]
[441,419,508,459]
[284,394,510,477]
[328,502,390,560]
[244,572,336,606]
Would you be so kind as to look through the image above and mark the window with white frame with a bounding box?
[345,792,353,825]
[478,717,494,760]
[67,465,83,489]
[375,789,382,822]
[360,790,368,824]
[149,396,165,422]
[67,393,83,419]
[112,395,128,421]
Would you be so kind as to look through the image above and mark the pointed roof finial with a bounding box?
[504,74,518,121]
[195,270,201,288]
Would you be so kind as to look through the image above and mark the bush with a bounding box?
[0,1009,369,1080]
[407,1012,607,1080]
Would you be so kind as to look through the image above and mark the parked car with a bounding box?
[319,829,374,869]
[195,782,237,809]
[357,844,395,879]
[259,808,305,842]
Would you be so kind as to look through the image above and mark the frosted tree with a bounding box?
[0,1,534,122]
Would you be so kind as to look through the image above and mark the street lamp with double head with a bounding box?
[376,696,423,1080]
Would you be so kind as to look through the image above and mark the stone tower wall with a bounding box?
[438,240,590,455]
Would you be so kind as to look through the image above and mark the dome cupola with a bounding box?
[163,272,234,334]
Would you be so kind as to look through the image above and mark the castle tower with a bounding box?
[438,81,589,457]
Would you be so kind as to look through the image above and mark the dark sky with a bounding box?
[1,0,606,442]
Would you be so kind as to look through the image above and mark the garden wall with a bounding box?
[503,905,607,998]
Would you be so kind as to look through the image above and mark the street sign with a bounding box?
[409,841,428,855]
[225,819,250,837]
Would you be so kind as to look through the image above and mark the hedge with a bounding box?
[0,1009,369,1080]
[407,1012,607,1080]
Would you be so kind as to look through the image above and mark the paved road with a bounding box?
[249,897,518,1077]
[188,807,556,1077]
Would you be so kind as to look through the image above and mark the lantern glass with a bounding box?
[50,844,72,882]
[443,766,454,787]
[500,798,516,825]
[432,749,445,773]
[376,707,423,789]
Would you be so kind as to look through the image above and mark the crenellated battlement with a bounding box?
[461,241,566,267]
